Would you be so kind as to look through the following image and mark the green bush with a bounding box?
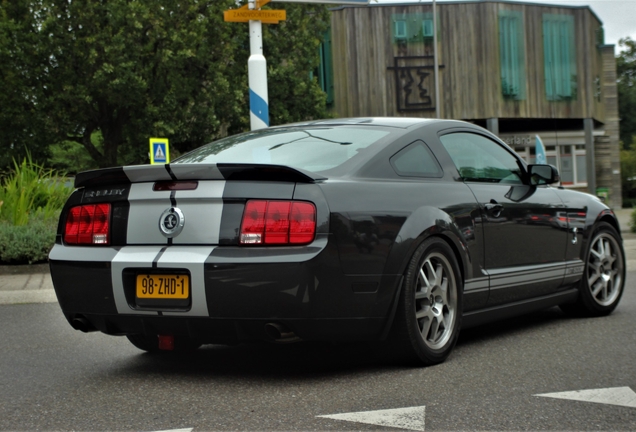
[622,198,636,208]
[0,153,70,264]
[631,209,636,234]
[0,153,70,226]
[0,217,58,264]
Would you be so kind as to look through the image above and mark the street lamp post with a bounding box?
[433,0,440,119]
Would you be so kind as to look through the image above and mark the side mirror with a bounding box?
[528,164,560,185]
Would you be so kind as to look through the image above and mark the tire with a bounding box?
[126,334,202,353]
[389,237,463,366]
[560,222,625,317]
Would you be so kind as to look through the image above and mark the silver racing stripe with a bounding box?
[49,244,120,262]
[111,246,165,316]
[563,259,586,283]
[122,163,225,182]
[110,246,213,316]
[487,262,570,290]
[169,163,224,180]
[464,277,489,293]
[122,165,174,183]
[155,246,214,317]
[126,181,226,245]
[126,183,172,244]
[171,181,225,245]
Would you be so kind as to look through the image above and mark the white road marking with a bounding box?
[152,428,193,432]
[318,406,426,431]
[535,387,636,408]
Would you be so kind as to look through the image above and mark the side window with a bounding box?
[439,133,523,184]
[390,141,442,178]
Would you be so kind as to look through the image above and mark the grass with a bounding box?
[0,153,71,263]
[0,153,71,226]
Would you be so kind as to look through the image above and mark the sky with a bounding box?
[375,0,636,49]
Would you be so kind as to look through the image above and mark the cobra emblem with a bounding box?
[159,207,185,238]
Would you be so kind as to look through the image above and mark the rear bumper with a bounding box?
[49,242,400,342]
[56,313,386,343]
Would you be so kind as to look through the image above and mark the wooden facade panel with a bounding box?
[331,2,606,123]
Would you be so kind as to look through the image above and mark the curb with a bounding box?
[0,263,50,275]
[0,289,57,305]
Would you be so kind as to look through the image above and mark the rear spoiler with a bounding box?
[74,163,326,188]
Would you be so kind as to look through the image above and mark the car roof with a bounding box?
[279,117,449,129]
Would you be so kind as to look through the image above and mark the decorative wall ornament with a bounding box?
[388,56,445,112]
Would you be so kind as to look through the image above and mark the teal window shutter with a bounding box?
[543,14,576,100]
[391,13,437,44]
[422,19,433,37]
[317,29,334,106]
[543,18,554,99]
[499,10,525,100]
[394,20,407,40]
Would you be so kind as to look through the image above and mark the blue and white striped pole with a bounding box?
[248,0,269,130]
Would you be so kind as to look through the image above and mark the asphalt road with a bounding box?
[1,273,635,431]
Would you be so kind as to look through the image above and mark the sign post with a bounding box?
[248,0,270,130]
[224,0,369,131]
[224,0,285,131]
[149,138,170,165]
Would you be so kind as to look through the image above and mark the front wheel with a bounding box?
[560,222,625,317]
[389,237,463,366]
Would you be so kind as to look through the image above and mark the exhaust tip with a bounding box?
[71,316,97,333]
[264,323,301,343]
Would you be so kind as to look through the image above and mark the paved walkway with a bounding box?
[0,272,57,304]
[1,208,634,305]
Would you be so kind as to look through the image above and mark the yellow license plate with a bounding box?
[136,274,189,299]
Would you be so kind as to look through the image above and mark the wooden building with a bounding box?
[321,1,621,207]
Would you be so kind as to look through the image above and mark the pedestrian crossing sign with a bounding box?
[149,138,170,164]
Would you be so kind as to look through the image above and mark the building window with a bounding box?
[392,13,437,44]
[502,135,587,187]
[543,14,577,101]
[422,19,433,37]
[395,20,407,40]
[498,10,525,100]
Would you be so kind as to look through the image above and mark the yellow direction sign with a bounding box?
[224,9,286,23]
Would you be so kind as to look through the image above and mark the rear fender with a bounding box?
[377,206,468,340]
[384,206,469,285]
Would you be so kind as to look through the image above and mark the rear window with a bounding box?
[173,127,391,172]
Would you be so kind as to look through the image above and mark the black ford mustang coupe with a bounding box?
[49,118,625,365]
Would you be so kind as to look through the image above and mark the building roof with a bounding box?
[331,0,603,26]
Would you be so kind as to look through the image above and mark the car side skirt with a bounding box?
[461,288,579,329]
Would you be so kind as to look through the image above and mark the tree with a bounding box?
[0,0,50,169]
[0,0,331,170]
[617,37,636,149]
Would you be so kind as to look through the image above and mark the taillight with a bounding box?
[64,203,111,245]
[289,202,316,244]
[240,200,316,245]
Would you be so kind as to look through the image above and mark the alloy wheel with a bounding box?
[414,252,457,350]
[587,232,623,307]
